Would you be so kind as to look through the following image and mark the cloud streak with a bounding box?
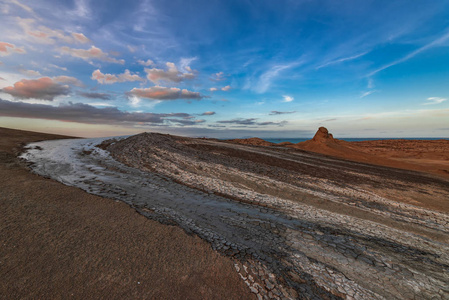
[16,18,90,45]
[60,46,124,64]
[78,92,112,100]
[269,111,296,115]
[360,90,377,98]
[0,98,195,125]
[316,52,368,69]
[217,118,287,126]
[201,111,216,116]
[368,30,449,77]
[129,86,203,100]
[424,97,447,105]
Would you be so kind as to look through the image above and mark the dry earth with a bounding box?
[93,132,448,299]
[288,127,449,179]
[0,127,253,300]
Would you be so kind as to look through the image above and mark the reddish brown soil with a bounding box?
[227,137,274,146]
[291,128,449,179]
[0,127,253,300]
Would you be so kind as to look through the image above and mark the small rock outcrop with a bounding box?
[312,127,335,143]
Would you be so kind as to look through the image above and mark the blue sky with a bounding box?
[0,0,448,138]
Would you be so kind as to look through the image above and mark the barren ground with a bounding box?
[19,131,449,299]
[0,127,252,300]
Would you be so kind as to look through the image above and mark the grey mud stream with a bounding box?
[21,135,449,300]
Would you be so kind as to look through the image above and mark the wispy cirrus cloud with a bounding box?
[60,46,124,64]
[91,69,143,84]
[0,41,26,56]
[424,97,447,105]
[210,71,226,81]
[129,86,203,100]
[316,51,368,69]
[368,30,449,77]
[253,65,290,94]
[249,60,303,94]
[7,0,34,13]
[360,90,377,98]
[16,18,90,45]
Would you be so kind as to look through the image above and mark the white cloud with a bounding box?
[91,69,143,84]
[283,95,294,102]
[145,62,196,83]
[210,86,231,92]
[179,57,197,72]
[137,59,154,66]
[424,97,447,105]
[60,46,125,64]
[211,71,225,81]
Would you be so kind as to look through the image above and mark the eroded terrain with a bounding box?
[21,133,449,299]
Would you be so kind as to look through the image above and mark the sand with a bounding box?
[0,127,253,299]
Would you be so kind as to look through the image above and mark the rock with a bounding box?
[312,127,335,143]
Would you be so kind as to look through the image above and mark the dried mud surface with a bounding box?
[0,127,252,300]
[21,131,449,299]
[102,133,449,299]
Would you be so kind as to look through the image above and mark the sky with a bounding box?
[0,0,448,138]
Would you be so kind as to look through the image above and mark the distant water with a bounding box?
[263,137,447,144]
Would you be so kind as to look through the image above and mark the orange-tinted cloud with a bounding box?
[1,77,70,100]
[16,18,90,45]
[91,69,143,84]
[53,75,84,87]
[0,41,26,56]
[60,46,124,64]
[129,86,203,100]
[145,62,196,83]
